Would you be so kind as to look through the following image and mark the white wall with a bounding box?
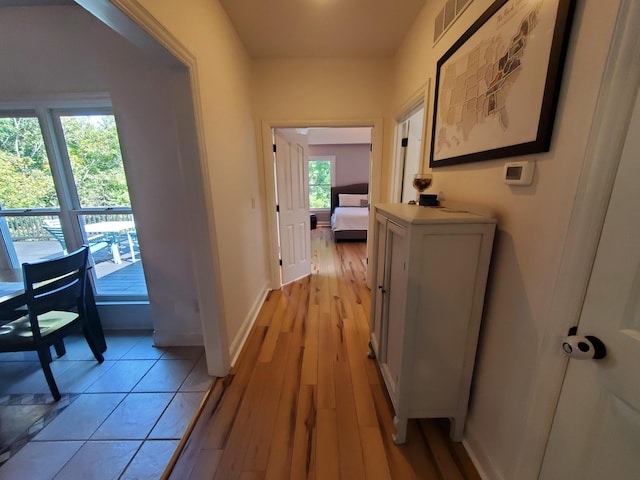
[130,0,271,364]
[0,7,109,97]
[309,143,370,186]
[391,0,622,478]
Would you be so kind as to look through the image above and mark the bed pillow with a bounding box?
[339,193,368,207]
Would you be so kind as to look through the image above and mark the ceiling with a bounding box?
[218,0,427,58]
[0,0,427,58]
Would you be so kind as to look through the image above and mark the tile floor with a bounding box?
[0,331,212,480]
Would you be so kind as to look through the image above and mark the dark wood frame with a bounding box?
[330,183,369,242]
[429,0,576,167]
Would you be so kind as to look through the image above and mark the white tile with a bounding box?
[91,393,173,440]
[85,360,155,393]
[55,335,98,361]
[133,360,195,392]
[121,339,164,360]
[2,359,76,395]
[0,441,83,480]
[120,440,179,480]
[100,334,149,361]
[148,392,203,440]
[53,440,140,480]
[34,393,125,441]
[179,355,213,392]
[55,360,116,393]
[160,346,204,360]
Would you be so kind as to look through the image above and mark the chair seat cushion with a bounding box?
[0,311,78,347]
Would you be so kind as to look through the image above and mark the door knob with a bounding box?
[562,333,607,360]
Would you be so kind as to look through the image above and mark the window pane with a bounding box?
[309,185,330,209]
[79,213,146,297]
[60,115,131,208]
[0,116,59,209]
[309,160,331,185]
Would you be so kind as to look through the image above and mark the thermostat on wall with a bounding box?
[504,160,535,186]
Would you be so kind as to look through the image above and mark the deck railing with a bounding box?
[3,214,135,242]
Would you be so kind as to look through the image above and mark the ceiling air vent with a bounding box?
[434,0,473,44]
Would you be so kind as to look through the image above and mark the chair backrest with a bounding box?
[22,246,89,322]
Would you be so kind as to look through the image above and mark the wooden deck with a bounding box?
[4,240,147,298]
[166,227,480,480]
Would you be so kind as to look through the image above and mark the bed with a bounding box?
[330,183,369,241]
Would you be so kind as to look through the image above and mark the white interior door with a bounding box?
[401,108,424,204]
[540,87,640,478]
[274,128,310,285]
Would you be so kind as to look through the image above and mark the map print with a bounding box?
[435,2,542,156]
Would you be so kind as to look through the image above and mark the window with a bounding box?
[0,105,147,301]
[308,156,335,209]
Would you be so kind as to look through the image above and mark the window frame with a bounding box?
[0,99,147,302]
[308,155,335,212]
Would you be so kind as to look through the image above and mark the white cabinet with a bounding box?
[369,203,496,443]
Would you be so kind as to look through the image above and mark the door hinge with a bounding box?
[279,258,283,266]
[276,204,280,212]
[401,137,408,147]
[273,144,277,153]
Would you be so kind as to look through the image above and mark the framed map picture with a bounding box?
[429,0,575,167]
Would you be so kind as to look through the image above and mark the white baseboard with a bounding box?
[463,427,504,480]
[228,283,270,367]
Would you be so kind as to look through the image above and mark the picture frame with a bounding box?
[429,0,575,167]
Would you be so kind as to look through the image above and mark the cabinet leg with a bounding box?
[392,416,408,444]
[367,341,376,359]
[449,416,464,442]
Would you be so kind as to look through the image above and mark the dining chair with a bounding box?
[0,246,104,401]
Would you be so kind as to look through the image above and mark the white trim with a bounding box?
[514,1,640,478]
[85,0,230,377]
[228,283,270,367]
[462,433,503,480]
[390,80,431,203]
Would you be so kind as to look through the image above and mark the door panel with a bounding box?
[275,129,310,285]
[541,81,640,478]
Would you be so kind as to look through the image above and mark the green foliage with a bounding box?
[61,116,130,207]
[309,160,332,209]
[0,117,57,209]
[0,114,131,210]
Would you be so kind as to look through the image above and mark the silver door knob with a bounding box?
[562,334,606,360]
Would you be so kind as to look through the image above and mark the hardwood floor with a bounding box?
[166,228,480,479]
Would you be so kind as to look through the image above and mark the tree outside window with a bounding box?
[308,156,335,209]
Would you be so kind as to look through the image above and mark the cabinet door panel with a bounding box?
[410,232,483,410]
[383,221,408,400]
[370,214,388,356]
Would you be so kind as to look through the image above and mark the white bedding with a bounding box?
[331,207,369,232]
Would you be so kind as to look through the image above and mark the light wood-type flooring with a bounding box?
[167,227,481,479]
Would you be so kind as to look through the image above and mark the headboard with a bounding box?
[330,183,369,214]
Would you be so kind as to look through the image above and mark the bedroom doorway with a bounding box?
[270,125,374,287]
